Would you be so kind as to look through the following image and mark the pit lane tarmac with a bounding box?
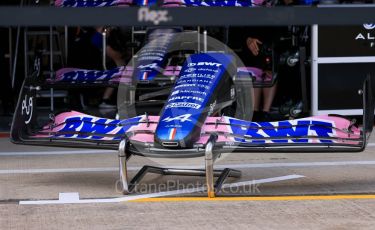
[2,137,375,229]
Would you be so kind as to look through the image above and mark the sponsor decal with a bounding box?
[59,68,122,83]
[185,68,196,73]
[171,90,207,96]
[21,95,33,125]
[355,33,375,40]
[61,0,125,7]
[229,118,335,143]
[165,102,201,109]
[34,56,41,77]
[364,24,375,30]
[137,63,159,69]
[177,79,211,84]
[182,0,252,7]
[187,62,222,68]
[163,114,193,122]
[138,8,171,25]
[179,74,216,80]
[168,96,204,102]
[355,24,375,47]
[174,84,210,90]
[55,116,141,140]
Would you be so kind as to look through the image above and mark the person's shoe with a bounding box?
[262,111,272,122]
[99,99,116,109]
[252,111,263,122]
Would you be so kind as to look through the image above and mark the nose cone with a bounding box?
[155,53,234,148]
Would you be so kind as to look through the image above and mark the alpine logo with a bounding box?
[138,63,159,69]
[355,24,375,43]
[138,8,171,25]
[163,114,192,122]
[363,24,375,30]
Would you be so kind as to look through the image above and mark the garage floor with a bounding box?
[2,135,375,229]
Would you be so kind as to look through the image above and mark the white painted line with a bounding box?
[19,174,304,205]
[217,161,375,169]
[0,167,118,174]
[0,150,116,156]
[222,175,305,188]
[59,193,80,202]
[5,160,375,175]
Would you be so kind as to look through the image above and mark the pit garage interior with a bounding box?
[2,1,375,230]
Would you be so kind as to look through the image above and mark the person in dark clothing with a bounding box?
[244,27,284,121]
[100,27,130,108]
[243,0,295,121]
[0,28,13,115]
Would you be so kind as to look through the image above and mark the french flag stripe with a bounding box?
[169,128,177,140]
[142,72,148,80]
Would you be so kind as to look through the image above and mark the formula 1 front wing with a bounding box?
[11,73,373,158]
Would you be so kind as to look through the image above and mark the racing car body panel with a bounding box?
[55,0,266,7]
[162,0,263,7]
[55,0,132,7]
[10,79,372,157]
[11,51,374,157]
[51,66,269,85]
[32,110,362,152]
[155,53,235,148]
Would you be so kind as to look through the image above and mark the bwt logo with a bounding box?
[363,24,375,30]
[188,62,222,68]
[138,8,171,25]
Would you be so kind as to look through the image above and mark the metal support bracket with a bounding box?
[118,139,131,194]
[118,137,241,196]
[205,134,241,198]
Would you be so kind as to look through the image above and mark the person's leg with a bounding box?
[102,88,115,101]
[99,46,124,108]
[252,87,262,121]
[253,87,261,111]
[262,84,277,113]
[106,46,126,66]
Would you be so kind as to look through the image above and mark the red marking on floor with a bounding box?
[0,133,9,138]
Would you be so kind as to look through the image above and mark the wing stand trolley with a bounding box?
[118,139,131,195]
[205,133,241,198]
[117,135,241,197]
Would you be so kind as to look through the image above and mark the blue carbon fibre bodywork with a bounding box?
[154,53,234,147]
